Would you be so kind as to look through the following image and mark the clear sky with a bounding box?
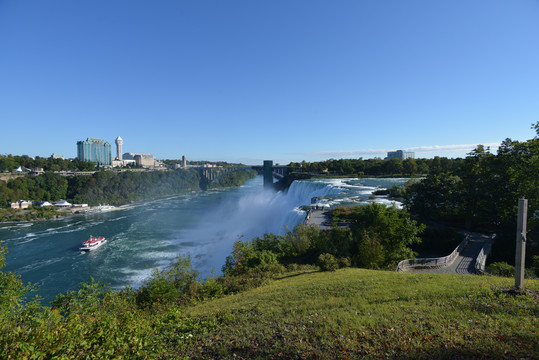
[1,0,538,165]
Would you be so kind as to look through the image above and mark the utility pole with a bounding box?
[515,198,527,289]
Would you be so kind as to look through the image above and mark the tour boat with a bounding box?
[79,236,106,252]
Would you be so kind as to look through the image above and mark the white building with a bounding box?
[386,150,415,160]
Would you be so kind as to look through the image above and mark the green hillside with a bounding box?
[3,263,537,359]
[184,269,538,359]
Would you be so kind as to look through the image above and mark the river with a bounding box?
[0,176,408,303]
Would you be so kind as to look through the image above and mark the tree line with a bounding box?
[0,168,257,209]
[0,155,95,172]
[288,156,464,177]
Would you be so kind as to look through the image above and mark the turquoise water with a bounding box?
[0,176,408,303]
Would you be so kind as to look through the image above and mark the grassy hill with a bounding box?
[2,268,537,359]
[183,269,537,359]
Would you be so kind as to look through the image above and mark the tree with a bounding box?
[384,158,403,175]
[357,232,384,269]
[338,203,425,266]
[405,173,464,223]
[403,158,417,176]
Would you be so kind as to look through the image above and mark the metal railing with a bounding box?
[396,235,470,272]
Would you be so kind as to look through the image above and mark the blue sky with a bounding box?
[1,0,538,165]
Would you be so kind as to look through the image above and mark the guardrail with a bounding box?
[396,235,470,272]
[474,236,493,273]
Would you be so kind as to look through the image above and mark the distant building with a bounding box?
[386,150,414,160]
[134,154,156,168]
[77,138,112,166]
[182,155,187,168]
[51,154,65,160]
[30,168,44,176]
[123,152,136,160]
[115,136,124,160]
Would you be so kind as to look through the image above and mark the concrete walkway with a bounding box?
[306,210,332,230]
[407,232,493,275]
[306,209,350,230]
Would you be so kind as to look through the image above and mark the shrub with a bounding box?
[51,276,108,315]
[286,263,318,272]
[318,253,339,272]
[222,241,279,276]
[357,232,384,269]
[338,257,351,268]
[136,255,199,306]
[198,276,225,300]
[487,262,513,277]
[282,224,319,257]
[256,262,286,276]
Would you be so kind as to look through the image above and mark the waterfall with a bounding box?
[179,179,344,275]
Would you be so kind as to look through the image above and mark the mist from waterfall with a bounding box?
[173,178,344,276]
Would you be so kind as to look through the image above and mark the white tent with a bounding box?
[54,200,72,207]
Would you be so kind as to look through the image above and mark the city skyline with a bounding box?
[1,1,538,164]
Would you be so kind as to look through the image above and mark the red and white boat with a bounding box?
[79,236,106,252]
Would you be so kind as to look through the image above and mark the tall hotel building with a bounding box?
[77,138,112,166]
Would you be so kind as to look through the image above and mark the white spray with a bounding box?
[177,180,343,276]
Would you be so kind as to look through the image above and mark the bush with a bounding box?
[256,262,286,277]
[487,262,513,277]
[338,257,351,268]
[198,276,225,300]
[318,253,339,272]
[487,262,537,279]
[136,255,199,306]
[286,263,318,272]
[357,232,384,269]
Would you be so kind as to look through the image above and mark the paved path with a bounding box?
[409,232,492,275]
[306,210,332,230]
[306,209,350,230]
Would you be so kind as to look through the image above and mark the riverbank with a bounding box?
[0,204,124,223]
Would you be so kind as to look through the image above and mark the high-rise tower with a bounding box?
[77,138,112,166]
[115,136,124,160]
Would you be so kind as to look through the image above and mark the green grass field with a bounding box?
[2,268,537,359]
[180,269,538,359]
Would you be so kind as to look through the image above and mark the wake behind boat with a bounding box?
[79,236,106,252]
